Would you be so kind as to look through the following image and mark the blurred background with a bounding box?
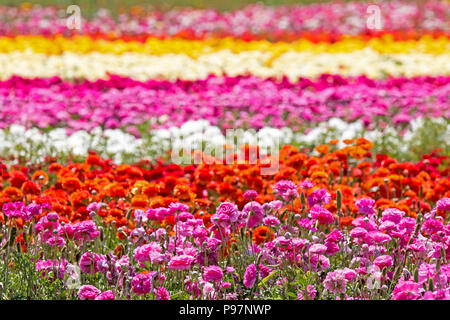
[1,0,422,13]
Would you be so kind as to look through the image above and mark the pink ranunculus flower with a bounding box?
[307,188,331,207]
[78,285,101,300]
[392,280,423,300]
[95,290,115,300]
[373,255,393,269]
[243,201,265,228]
[436,197,450,211]
[156,287,170,300]
[309,205,334,225]
[131,273,153,296]
[243,264,257,289]
[203,265,224,283]
[309,244,328,255]
[263,215,280,227]
[273,180,299,202]
[168,255,195,270]
[323,270,348,294]
[243,190,258,201]
[355,198,376,216]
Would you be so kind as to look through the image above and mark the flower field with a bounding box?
[0,0,449,301]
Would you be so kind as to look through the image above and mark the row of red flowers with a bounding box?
[1,138,448,235]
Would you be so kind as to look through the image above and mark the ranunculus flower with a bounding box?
[373,255,393,269]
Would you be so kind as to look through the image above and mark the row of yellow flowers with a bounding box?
[0,34,449,57]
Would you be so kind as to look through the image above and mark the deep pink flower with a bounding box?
[95,290,115,300]
[436,198,450,211]
[309,205,334,225]
[243,264,257,288]
[243,190,258,201]
[134,242,164,264]
[308,188,331,207]
[132,273,153,296]
[366,231,392,244]
[373,255,393,269]
[243,201,265,228]
[309,244,327,255]
[392,280,423,300]
[78,285,101,300]
[263,215,280,227]
[299,180,314,189]
[168,255,195,270]
[355,198,376,216]
[203,265,223,283]
[323,270,347,294]
[156,287,170,300]
[273,180,298,202]
[381,208,405,224]
[73,220,100,242]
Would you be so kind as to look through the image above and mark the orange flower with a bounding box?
[86,154,102,166]
[131,195,148,209]
[173,184,194,201]
[104,182,127,198]
[2,187,23,202]
[31,170,49,185]
[355,137,374,150]
[9,171,28,188]
[252,226,274,245]
[329,139,339,145]
[61,177,82,193]
[340,216,354,226]
[143,183,160,197]
[285,153,307,169]
[22,181,41,195]
[343,139,354,145]
[315,144,330,155]
[48,163,62,173]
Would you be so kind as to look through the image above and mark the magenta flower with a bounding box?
[263,215,280,227]
[79,251,107,274]
[73,220,100,242]
[436,198,450,211]
[132,273,153,296]
[211,202,240,226]
[134,242,164,264]
[309,205,334,225]
[203,265,224,283]
[307,188,331,207]
[366,231,392,244]
[309,244,328,255]
[243,264,257,289]
[169,202,189,215]
[299,180,314,189]
[373,255,393,269]
[156,287,170,300]
[273,180,299,202]
[381,208,405,224]
[78,285,101,300]
[168,255,195,270]
[392,280,423,300]
[243,190,258,201]
[35,259,68,280]
[355,198,376,216]
[350,227,368,238]
[326,229,344,242]
[95,290,115,300]
[2,201,25,219]
[243,201,265,228]
[323,270,348,294]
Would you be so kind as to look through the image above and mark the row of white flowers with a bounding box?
[1,118,448,163]
[0,49,449,80]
